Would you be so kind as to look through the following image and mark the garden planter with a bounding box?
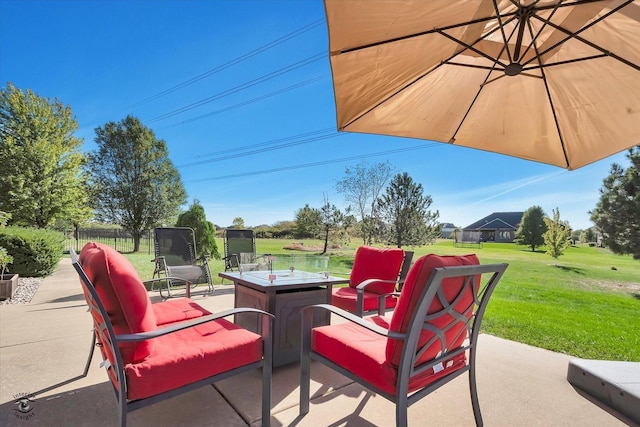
[0,274,18,300]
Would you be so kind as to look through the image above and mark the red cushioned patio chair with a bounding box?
[72,242,273,427]
[331,246,412,317]
[301,254,508,426]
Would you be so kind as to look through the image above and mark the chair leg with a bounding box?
[299,308,313,415]
[83,330,97,378]
[469,358,483,427]
[396,395,408,427]
[261,314,272,427]
[119,394,127,427]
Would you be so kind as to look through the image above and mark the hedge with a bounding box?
[0,227,64,277]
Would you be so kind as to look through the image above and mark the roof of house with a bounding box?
[464,212,524,230]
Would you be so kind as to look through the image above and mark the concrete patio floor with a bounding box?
[0,258,636,426]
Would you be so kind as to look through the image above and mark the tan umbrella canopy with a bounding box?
[324,0,640,170]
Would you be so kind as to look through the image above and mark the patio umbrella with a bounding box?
[324,0,640,170]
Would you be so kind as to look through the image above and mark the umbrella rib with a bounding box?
[518,0,563,63]
[446,62,505,72]
[437,28,511,69]
[335,12,517,55]
[536,0,615,11]
[522,53,608,71]
[493,0,514,63]
[525,0,638,71]
[449,39,512,144]
[527,17,571,169]
[343,19,515,130]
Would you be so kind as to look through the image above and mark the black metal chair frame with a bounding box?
[152,227,213,298]
[71,248,273,427]
[301,263,508,427]
[222,228,256,272]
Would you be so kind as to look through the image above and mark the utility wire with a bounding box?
[178,128,336,166]
[131,19,325,107]
[186,143,442,182]
[146,53,327,123]
[178,131,343,167]
[162,74,328,128]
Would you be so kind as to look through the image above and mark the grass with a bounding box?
[122,238,640,362]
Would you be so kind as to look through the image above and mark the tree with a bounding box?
[231,217,245,229]
[375,172,440,248]
[294,204,320,239]
[336,161,394,245]
[176,200,220,259]
[0,83,91,228]
[86,115,187,252]
[583,228,596,243]
[544,208,572,265]
[514,206,547,251]
[590,146,640,259]
[295,196,351,254]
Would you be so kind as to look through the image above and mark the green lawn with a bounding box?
[122,238,640,362]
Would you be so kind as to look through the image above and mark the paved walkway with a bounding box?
[0,258,636,426]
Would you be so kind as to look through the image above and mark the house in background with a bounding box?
[463,212,523,243]
[440,222,456,239]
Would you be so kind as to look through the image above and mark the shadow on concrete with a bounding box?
[0,381,115,427]
[34,294,87,304]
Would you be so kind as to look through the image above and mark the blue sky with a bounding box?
[1,0,629,230]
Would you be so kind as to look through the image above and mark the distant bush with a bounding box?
[0,227,64,276]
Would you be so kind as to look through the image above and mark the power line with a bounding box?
[162,74,329,128]
[130,19,325,107]
[179,132,343,167]
[183,135,342,167]
[186,143,442,182]
[146,53,327,123]
[177,128,337,167]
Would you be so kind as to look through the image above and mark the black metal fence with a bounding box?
[64,228,152,254]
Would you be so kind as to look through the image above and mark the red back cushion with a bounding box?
[385,254,480,367]
[79,242,157,363]
[349,246,405,294]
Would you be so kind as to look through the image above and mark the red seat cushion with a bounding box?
[331,287,398,313]
[153,298,211,325]
[79,242,157,364]
[313,253,480,395]
[348,246,405,294]
[312,316,464,395]
[125,318,263,400]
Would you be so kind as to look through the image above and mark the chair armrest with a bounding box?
[222,254,240,268]
[150,256,167,279]
[117,307,274,342]
[301,304,406,341]
[376,291,401,316]
[142,277,191,285]
[354,278,398,291]
[142,276,193,298]
[355,278,399,316]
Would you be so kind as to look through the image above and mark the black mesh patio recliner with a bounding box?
[152,227,214,298]
[222,228,256,272]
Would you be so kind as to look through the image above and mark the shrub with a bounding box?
[0,227,64,276]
